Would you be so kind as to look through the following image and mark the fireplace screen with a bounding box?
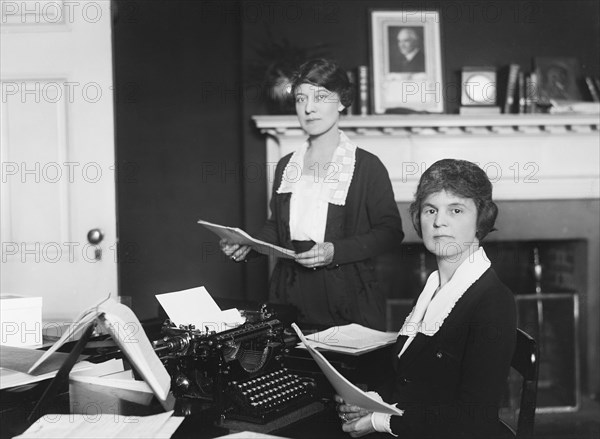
[511,293,580,413]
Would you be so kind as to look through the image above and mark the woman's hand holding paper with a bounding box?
[219,239,251,262]
[294,242,334,269]
[335,394,376,437]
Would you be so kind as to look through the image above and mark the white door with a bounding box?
[1,1,117,324]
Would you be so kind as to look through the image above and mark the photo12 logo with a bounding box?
[1,1,104,25]
[2,81,105,105]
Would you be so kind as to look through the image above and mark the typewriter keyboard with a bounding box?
[226,369,315,423]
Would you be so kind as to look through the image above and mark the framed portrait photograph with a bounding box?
[370,10,444,114]
[534,57,582,104]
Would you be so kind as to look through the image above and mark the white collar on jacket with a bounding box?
[276,130,356,206]
[398,247,491,357]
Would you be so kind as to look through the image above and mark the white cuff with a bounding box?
[365,391,383,402]
[371,412,398,437]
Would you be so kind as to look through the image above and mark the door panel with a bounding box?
[1,1,117,322]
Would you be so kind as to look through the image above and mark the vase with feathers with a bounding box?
[248,34,330,114]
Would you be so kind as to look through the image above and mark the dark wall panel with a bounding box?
[113,1,244,320]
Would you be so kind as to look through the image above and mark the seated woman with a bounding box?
[336,159,517,438]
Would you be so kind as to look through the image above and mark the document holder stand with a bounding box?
[27,322,97,423]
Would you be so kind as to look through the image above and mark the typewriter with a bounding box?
[152,307,317,424]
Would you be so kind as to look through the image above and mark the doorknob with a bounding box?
[87,228,104,244]
[87,229,104,260]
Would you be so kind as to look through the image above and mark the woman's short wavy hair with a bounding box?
[409,159,498,241]
[290,58,354,108]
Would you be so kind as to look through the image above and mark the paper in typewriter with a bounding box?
[292,323,404,416]
[198,219,296,259]
[155,286,245,332]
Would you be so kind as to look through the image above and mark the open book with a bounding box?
[292,323,403,416]
[28,296,172,409]
[198,219,296,259]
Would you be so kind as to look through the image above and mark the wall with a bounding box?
[112,1,245,320]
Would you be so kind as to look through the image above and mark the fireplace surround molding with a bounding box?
[253,114,600,203]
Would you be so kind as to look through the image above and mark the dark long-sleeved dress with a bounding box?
[379,267,517,438]
[256,144,404,330]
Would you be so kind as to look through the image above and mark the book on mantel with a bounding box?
[459,106,501,115]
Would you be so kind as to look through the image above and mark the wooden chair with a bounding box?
[501,328,540,439]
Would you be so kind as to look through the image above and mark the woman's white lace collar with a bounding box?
[399,247,491,340]
[276,130,356,206]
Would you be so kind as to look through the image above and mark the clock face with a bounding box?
[462,70,497,106]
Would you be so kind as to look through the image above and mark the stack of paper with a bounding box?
[301,323,398,355]
[156,286,245,334]
[0,295,43,347]
[292,324,403,416]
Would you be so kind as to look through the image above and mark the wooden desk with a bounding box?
[1,316,392,439]
[1,380,344,439]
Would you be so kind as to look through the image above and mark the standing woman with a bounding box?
[337,159,517,438]
[221,59,404,330]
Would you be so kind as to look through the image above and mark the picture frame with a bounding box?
[534,57,582,104]
[369,10,444,114]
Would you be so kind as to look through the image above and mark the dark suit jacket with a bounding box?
[389,49,425,73]
[378,268,516,439]
[256,147,404,330]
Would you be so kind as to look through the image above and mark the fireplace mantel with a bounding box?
[253,114,600,202]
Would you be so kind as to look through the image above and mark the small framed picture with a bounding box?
[534,57,582,104]
[369,10,444,114]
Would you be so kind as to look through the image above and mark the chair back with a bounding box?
[510,328,540,439]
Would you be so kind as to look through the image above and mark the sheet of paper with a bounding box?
[15,411,180,439]
[0,361,92,390]
[69,358,125,378]
[216,433,289,439]
[70,373,154,394]
[3,346,77,375]
[70,374,155,407]
[97,298,172,406]
[156,287,245,332]
[156,287,221,326]
[0,346,91,390]
[1,367,52,390]
[69,362,152,395]
[220,308,245,327]
[292,323,403,416]
[306,323,397,350]
[198,219,296,259]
